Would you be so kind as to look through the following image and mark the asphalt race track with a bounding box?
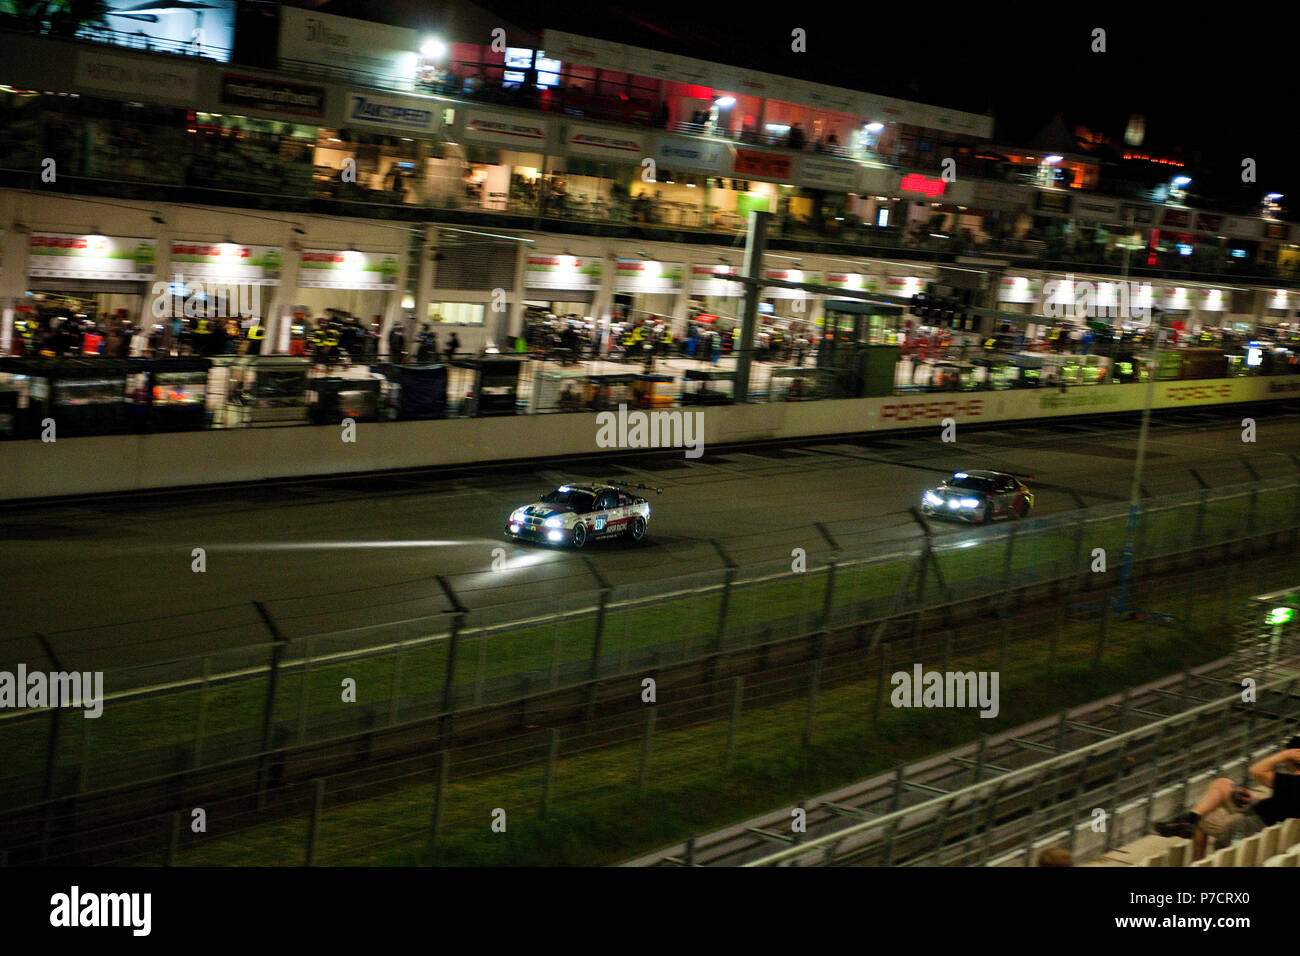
[3,403,1298,674]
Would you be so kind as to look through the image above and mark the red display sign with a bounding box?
[734,149,792,180]
[900,173,946,198]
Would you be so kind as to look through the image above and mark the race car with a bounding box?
[920,470,1034,524]
[505,481,660,549]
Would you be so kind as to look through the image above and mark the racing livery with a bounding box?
[921,470,1034,524]
[506,482,660,548]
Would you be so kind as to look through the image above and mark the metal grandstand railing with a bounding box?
[743,593,1300,867]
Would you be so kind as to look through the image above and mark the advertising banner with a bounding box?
[170,241,283,285]
[279,7,418,86]
[567,124,646,160]
[654,136,730,174]
[298,249,400,291]
[795,157,858,192]
[1073,196,1122,223]
[886,276,925,298]
[690,264,744,297]
[524,255,601,290]
[343,91,437,133]
[463,111,551,148]
[75,52,198,103]
[220,73,325,118]
[27,233,156,281]
[734,149,791,181]
[761,268,821,300]
[615,259,683,294]
[998,276,1041,303]
[823,273,879,292]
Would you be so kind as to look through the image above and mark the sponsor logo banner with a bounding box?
[170,241,283,285]
[220,73,325,117]
[75,52,197,102]
[464,111,549,146]
[298,249,400,290]
[280,8,418,84]
[27,233,156,281]
[653,136,729,173]
[568,124,645,157]
[734,149,791,181]
[345,92,436,131]
[524,255,602,290]
[614,259,683,293]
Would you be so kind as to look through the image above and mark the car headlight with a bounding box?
[544,516,564,528]
[960,498,980,509]
[924,491,942,506]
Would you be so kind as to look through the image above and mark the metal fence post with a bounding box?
[194,654,210,767]
[873,642,891,724]
[725,676,744,770]
[389,625,405,726]
[435,577,468,747]
[1094,606,1109,665]
[1050,606,1063,676]
[429,750,449,853]
[583,556,613,726]
[1001,525,1017,605]
[801,658,822,752]
[306,777,325,866]
[298,637,312,746]
[78,710,92,795]
[638,707,656,798]
[165,810,181,866]
[1072,515,1087,591]
[712,541,738,655]
[821,559,837,630]
[541,728,560,819]
[253,602,289,810]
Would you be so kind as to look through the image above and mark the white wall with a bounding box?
[3,377,1295,501]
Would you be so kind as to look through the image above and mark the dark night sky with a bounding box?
[303,1,1295,214]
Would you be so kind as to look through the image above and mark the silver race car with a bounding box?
[921,470,1034,524]
[506,482,660,548]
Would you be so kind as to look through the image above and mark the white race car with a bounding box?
[506,482,659,548]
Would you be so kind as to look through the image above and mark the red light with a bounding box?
[900,174,946,198]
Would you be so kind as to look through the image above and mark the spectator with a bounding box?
[444,331,460,363]
[1154,737,1300,858]
[388,321,406,363]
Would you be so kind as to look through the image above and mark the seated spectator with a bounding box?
[1154,737,1300,858]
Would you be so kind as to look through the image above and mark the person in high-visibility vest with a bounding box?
[245,321,265,355]
[659,323,673,356]
[192,317,213,356]
[983,336,997,352]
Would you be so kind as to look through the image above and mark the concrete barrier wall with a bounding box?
[3,376,1298,501]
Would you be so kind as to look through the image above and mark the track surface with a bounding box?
[3,404,1298,672]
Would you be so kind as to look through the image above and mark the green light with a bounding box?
[1267,607,1295,626]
